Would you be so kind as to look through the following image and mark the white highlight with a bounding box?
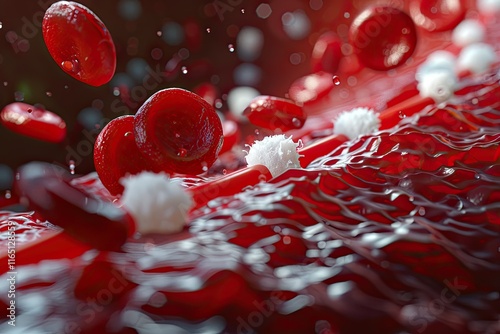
[416,51,456,82]
[457,43,498,75]
[227,86,260,119]
[417,70,457,103]
[333,107,380,140]
[121,172,193,235]
[477,0,500,14]
[452,20,486,47]
[245,134,300,177]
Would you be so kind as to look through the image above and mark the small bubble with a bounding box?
[46,91,52,97]
[0,22,3,29]
[228,44,235,52]
[64,85,69,89]
[69,160,76,175]
[156,30,162,37]
[292,117,302,128]
[3,82,7,86]
[175,132,181,138]
[332,76,341,85]
[222,169,227,175]
[124,131,132,137]
[206,27,211,33]
[181,66,188,74]
[241,9,245,13]
[5,190,11,199]
[177,148,188,157]
[113,87,120,96]
[254,129,260,135]
[61,59,80,74]
[398,110,406,119]
[344,12,350,18]
[418,207,426,215]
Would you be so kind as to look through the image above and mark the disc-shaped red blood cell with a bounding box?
[349,6,418,71]
[134,88,224,175]
[409,0,466,32]
[243,95,306,131]
[0,102,66,143]
[94,115,154,195]
[311,32,343,74]
[42,1,116,86]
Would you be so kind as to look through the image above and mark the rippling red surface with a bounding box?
[1,69,499,333]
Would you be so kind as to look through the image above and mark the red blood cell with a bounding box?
[134,88,224,175]
[243,95,306,131]
[311,32,343,74]
[349,6,417,71]
[42,1,116,86]
[288,71,335,104]
[409,0,466,32]
[219,120,240,154]
[193,82,218,106]
[0,102,66,143]
[94,115,154,195]
[14,162,135,251]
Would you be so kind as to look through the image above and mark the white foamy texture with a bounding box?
[245,134,300,177]
[416,50,456,82]
[227,86,260,119]
[121,172,193,235]
[457,43,498,75]
[477,0,500,14]
[452,20,486,47]
[417,70,457,103]
[333,107,380,140]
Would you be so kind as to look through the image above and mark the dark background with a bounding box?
[0,0,379,186]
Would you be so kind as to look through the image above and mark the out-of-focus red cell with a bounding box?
[94,115,154,195]
[0,102,66,143]
[243,95,306,131]
[184,19,202,51]
[288,71,335,104]
[219,120,240,154]
[14,162,135,251]
[193,82,218,106]
[409,0,466,32]
[42,1,116,86]
[311,32,343,74]
[349,6,417,71]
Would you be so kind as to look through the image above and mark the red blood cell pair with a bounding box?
[94,88,224,195]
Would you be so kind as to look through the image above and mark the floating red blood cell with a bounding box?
[409,0,466,32]
[134,88,224,175]
[288,71,335,104]
[311,32,343,74]
[94,115,154,195]
[193,82,218,106]
[243,95,306,131]
[219,120,240,154]
[14,162,135,251]
[42,1,116,86]
[0,102,66,143]
[349,6,418,71]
